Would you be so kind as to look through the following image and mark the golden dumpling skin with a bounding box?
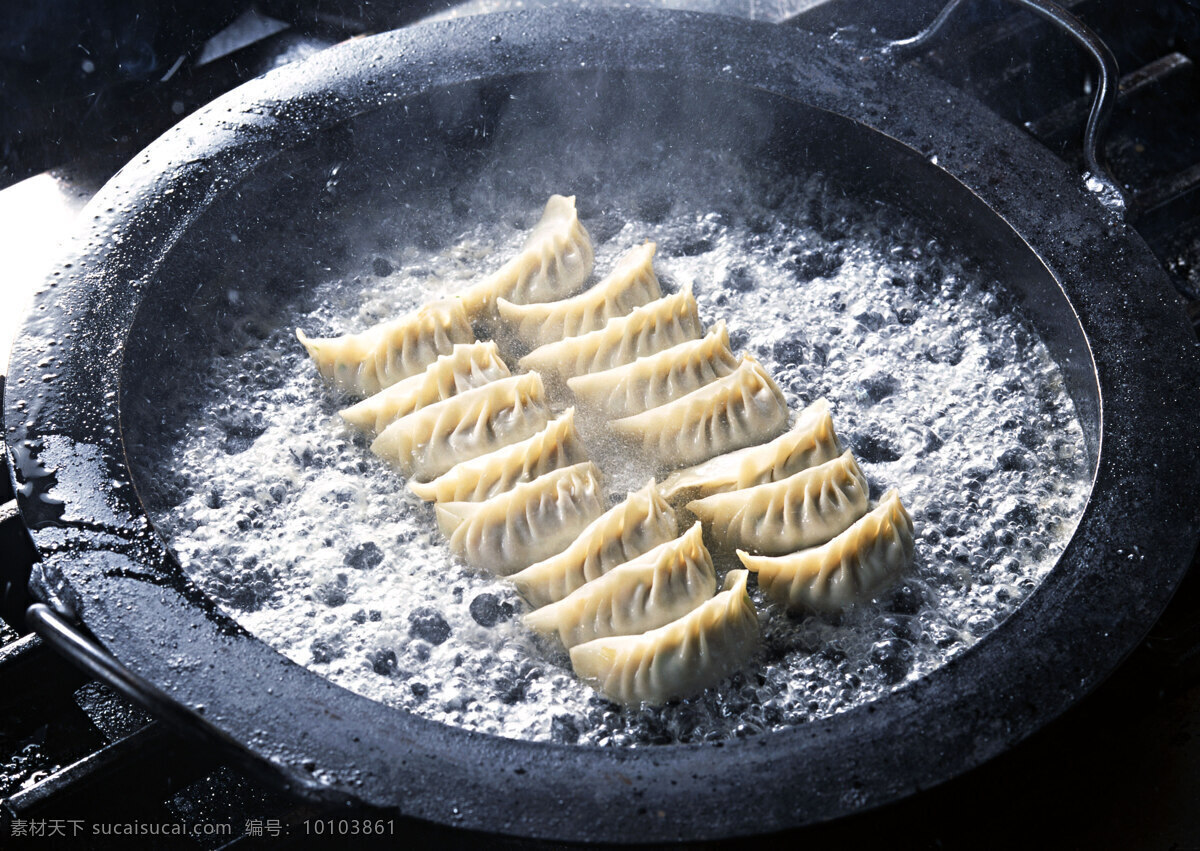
[738,489,915,613]
[609,355,789,471]
[519,286,703,381]
[436,462,606,576]
[371,372,550,480]
[687,449,870,555]
[524,521,715,648]
[409,408,587,503]
[510,479,677,608]
[497,242,661,348]
[340,341,509,434]
[567,320,737,420]
[658,397,843,506]
[569,570,759,705]
[460,194,594,317]
[297,298,474,398]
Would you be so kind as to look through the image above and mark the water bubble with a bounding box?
[137,159,1089,746]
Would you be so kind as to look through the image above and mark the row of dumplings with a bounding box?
[297,195,915,705]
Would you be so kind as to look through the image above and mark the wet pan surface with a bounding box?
[124,73,1090,747]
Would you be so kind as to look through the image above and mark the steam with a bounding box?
[123,76,1090,745]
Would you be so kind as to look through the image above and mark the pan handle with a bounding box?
[887,0,1125,211]
[27,602,221,732]
[0,498,39,629]
[25,602,347,801]
[2,375,42,630]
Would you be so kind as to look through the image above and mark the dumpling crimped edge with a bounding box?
[737,489,915,613]
[567,569,759,706]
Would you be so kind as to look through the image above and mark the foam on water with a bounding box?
[139,173,1090,747]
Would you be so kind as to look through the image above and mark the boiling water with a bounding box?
[141,171,1090,746]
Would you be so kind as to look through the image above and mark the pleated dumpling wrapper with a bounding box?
[296,298,473,398]
[339,341,509,435]
[371,372,550,480]
[566,320,738,420]
[524,521,716,648]
[518,285,702,381]
[569,570,759,706]
[738,489,915,614]
[435,462,606,575]
[460,195,594,317]
[509,479,678,608]
[658,397,843,506]
[409,408,587,503]
[497,242,661,349]
[609,354,789,470]
[687,449,869,555]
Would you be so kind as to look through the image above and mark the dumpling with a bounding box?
[496,242,661,348]
[524,522,716,648]
[518,285,702,381]
[339,341,510,434]
[460,195,594,317]
[737,489,915,613]
[436,462,605,575]
[687,449,869,555]
[296,299,473,397]
[608,355,789,470]
[371,372,550,480]
[566,320,738,419]
[658,397,843,505]
[509,479,678,608]
[568,569,759,706]
[408,408,587,503]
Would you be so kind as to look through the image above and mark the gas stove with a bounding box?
[2,1,1199,846]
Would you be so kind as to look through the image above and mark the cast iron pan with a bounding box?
[4,5,1200,842]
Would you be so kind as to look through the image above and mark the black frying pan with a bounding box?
[3,4,1199,842]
